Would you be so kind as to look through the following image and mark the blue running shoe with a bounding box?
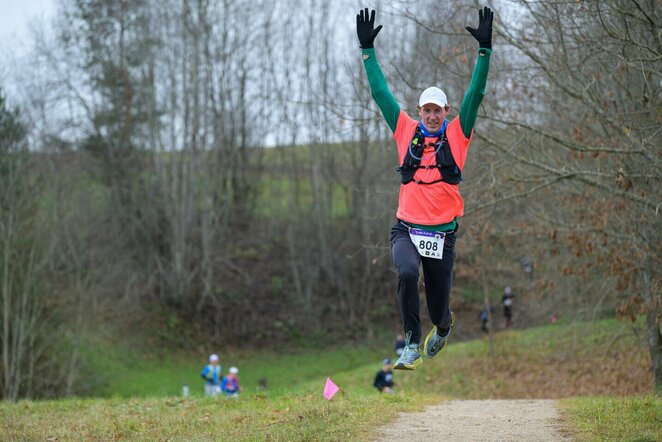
[393,332,422,370]
[424,312,455,358]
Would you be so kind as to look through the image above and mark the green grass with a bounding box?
[560,396,662,441]
[455,283,489,303]
[1,318,658,441]
[255,175,350,219]
[1,390,433,441]
[2,342,439,441]
[80,334,395,398]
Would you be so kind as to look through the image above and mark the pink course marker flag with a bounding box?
[323,377,340,400]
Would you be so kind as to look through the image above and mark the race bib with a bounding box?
[408,228,445,259]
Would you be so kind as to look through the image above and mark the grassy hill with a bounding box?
[1,318,659,441]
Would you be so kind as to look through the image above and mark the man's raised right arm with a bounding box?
[357,9,400,133]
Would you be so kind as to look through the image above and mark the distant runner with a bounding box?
[374,358,395,393]
[502,286,514,328]
[221,366,242,398]
[201,353,222,397]
[356,6,493,370]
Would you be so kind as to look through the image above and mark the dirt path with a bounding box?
[376,399,571,441]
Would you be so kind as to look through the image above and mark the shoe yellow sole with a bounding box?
[393,357,422,371]
[423,326,439,358]
[424,313,455,358]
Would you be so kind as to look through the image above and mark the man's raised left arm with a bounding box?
[459,6,494,138]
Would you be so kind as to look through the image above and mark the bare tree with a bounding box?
[477,0,662,386]
[0,91,62,400]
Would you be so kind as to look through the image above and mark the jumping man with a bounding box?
[356,7,493,370]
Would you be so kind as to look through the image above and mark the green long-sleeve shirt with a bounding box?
[362,47,491,138]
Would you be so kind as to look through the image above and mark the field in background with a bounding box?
[561,396,661,441]
[1,318,658,441]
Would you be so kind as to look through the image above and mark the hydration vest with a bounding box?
[397,125,462,185]
[222,374,239,392]
[201,364,222,385]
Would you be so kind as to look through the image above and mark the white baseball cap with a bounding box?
[418,87,448,108]
[229,366,238,374]
[209,354,219,362]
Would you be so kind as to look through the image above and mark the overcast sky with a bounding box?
[0,0,56,56]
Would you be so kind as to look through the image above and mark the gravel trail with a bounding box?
[376,399,571,441]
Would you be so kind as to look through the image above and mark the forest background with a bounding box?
[1,0,660,401]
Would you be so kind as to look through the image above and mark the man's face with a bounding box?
[417,103,449,132]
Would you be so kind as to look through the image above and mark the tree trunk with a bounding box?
[647,306,662,392]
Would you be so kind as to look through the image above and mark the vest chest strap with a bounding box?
[398,125,462,185]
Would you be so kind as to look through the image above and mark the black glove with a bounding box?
[356,8,383,49]
[465,6,494,49]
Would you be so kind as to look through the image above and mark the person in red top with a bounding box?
[221,366,242,398]
[357,7,493,370]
